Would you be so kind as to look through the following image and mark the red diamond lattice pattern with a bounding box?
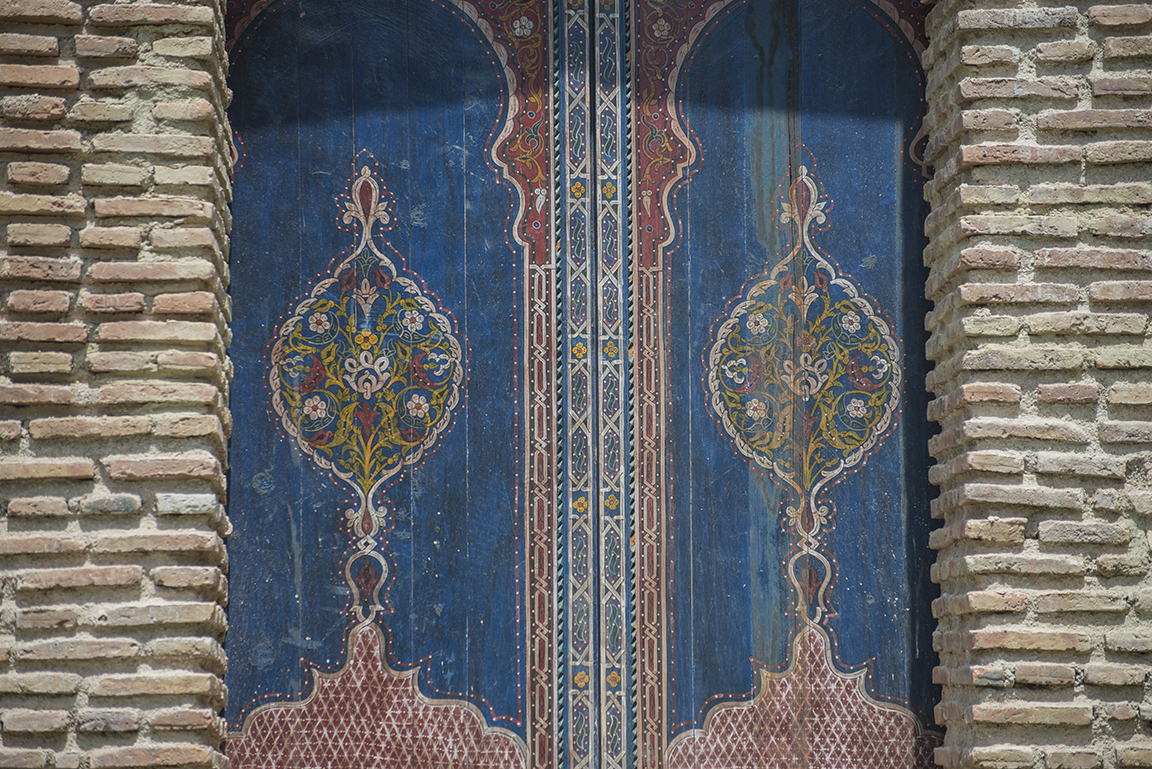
[667,627,940,769]
[227,626,526,769]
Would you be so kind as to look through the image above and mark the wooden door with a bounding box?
[222,1,940,767]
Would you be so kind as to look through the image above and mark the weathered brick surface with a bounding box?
[925,2,1152,767]
[0,1,231,767]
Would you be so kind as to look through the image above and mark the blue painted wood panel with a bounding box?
[226,0,525,732]
[667,0,935,729]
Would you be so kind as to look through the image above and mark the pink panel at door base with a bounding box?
[667,627,941,769]
[227,625,527,769]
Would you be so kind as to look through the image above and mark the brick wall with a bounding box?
[922,1,1152,767]
[0,0,231,767]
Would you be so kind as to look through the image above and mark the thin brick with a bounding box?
[7,162,68,186]
[89,746,215,769]
[0,64,78,89]
[1038,520,1131,544]
[90,261,215,283]
[94,196,215,221]
[0,711,68,733]
[7,223,70,248]
[0,33,58,56]
[97,320,217,343]
[91,135,215,158]
[1036,40,1095,62]
[88,674,221,700]
[82,292,146,314]
[74,35,137,59]
[0,458,92,481]
[960,144,1080,166]
[78,493,141,515]
[1110,382,1152,404]
[153,291,215,314]
[1089,5,1152,26]
[152,100,213,121]
[152,37,214,58]
[1038,383,1098,403]
[97,380,219,406]
[1014,663,1077,686]
[79,226,141,249]
[77,710,139,733]
[89,66,212,91]
[1,95,64,123]
[970,703,1092,725]
[104,454,221,483]
[69,99,133,123]
[6,497,67,517]
[1038,248,1152,270]
[10,351,72,374]
[0,673,81,694]
[93,531,224,561]
[0,191,84,216]
[0,384,72,405]
[29,416,151,440]
[88,3,215,25]
[0,0,81,23]
[7,289,71,314]
[0,535,83,556]
[17,565,141,591]
[1094,76,1152,96]
[0,321,86,343]
[82,163,149,187]
[959,77,1078,101]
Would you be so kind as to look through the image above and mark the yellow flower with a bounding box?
[571,181,586,199]
[572,341,588,360]
[573,496,589,514]
[604,340,619,359]
[602,180,617,198]
[354,330,379,350]
[607,670,621,687]
[574,671,590,688]
[605,494,620,511]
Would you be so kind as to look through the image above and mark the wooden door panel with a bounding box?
[630,2,940,765]
[225,0,556,764]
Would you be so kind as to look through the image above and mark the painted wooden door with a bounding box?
[222,1,940,767]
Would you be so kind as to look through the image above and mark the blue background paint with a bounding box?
[226,0,525,732]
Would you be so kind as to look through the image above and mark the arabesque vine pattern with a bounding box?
[268,154,467,620]
[705,164,904,622]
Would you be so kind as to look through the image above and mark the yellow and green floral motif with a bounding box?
[706,166,903,521]
[268,161,467,529]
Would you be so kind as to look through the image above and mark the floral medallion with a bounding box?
[705,162,903,621]
[268,152,467,619]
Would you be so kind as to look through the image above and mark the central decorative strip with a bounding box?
[594,0,630,766]
[561,0,596,763]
